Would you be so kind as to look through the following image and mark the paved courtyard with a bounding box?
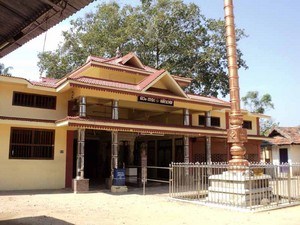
[0,186,299,225]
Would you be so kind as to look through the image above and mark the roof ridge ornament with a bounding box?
[116,47,122,58]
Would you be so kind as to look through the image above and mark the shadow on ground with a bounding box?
[0,182,169,197]
[0,216,73,225]
[0,189,72,196]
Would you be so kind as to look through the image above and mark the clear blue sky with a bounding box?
[1,0,299,126]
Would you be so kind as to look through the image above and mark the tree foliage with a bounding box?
[260,118,279,136]
[241,91,274,114]
[0,63,13,76]
[38,0,248,97]
[241,91,276,136]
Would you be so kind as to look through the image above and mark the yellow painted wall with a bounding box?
[191,111,259,135]
[0,124,67,190]
[211,111,226,129]
[243,114,258,135]
[0,83,69,121]
[85,67,145,84]
[191,111,226,129]
[73,88,136,102]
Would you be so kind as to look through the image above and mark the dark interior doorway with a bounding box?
[73,132,111,187]
[279,148,288,173]
[157,139,172,179]
[279,148,288,164]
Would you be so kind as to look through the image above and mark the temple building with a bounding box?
[0,52,266,191]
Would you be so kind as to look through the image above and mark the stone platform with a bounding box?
[72,178,89,193]
[207,171,272,207]
[111,185,128,193]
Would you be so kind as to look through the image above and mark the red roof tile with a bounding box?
[31,77,59,88]
[72,76,138,90]
[137,69,165,90]
[269,127,300,145]
[187,94,230,106]
[87,52,157,73]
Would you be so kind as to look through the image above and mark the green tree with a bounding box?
[38,0,248,97]
[0,63,13,76]
[241,91,274,114]
[260,118,279,136]
[241,91,276,136]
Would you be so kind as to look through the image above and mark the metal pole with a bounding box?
[224,0,249,169]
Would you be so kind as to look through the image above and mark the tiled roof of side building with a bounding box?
[31,77,60,88]
[269,127,300,145]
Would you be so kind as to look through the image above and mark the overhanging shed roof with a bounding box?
[0,0,94,58]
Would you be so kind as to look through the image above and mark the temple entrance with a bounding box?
[157,139,172,179]
[72,130,111,187]
[133,136,183,181]
[70,131,185,188]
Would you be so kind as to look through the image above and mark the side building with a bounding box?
[0,52,266,190]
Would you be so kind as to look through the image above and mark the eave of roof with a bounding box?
[0,0,95,58]
[56,116,227,137]
[68,81,230,108]
[268,127,300,145]
[0,73,231,108]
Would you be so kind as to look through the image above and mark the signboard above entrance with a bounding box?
[138,96,174,106]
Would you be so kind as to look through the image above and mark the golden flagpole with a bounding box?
[224,0,249,169]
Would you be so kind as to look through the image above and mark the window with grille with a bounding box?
[243,120,252,130]
[9,128,55,159]
[12,92,56,109]
[198,115,206,126]
[211,117,220,127]
[198,115,220,127]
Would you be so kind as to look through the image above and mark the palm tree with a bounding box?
[0,63,13,76]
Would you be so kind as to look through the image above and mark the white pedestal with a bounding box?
[207,171,272,207]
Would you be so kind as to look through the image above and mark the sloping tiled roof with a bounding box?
[268,127,300,145]
[31,77,59,88]
[0,0,94,58]
[0,52,230,108]
[73,76,138,90]
[88,52,155,73]
[137,69,165,89]
[187,94,230,107]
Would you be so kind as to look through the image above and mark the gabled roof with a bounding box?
[86,52,153,73]
[139,70,187,98]
[85,53,192,87]
[0,52,230,108]
[120,52,144,69]
[268,127,300,145]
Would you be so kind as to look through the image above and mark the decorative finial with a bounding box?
[116,47,122,57]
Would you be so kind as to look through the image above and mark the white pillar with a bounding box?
[205,111,212,163]
[183,109,190,163]
[111,100,119,180]
[76,128,85,179]
[79,96,86,118]
[112,99,119,120]
[111,131,118,170]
